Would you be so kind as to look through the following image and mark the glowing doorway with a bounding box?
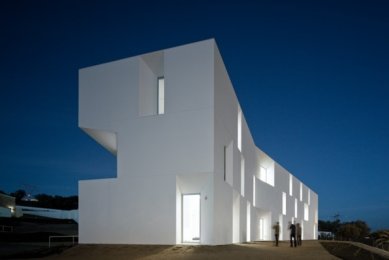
[182,194,200,243]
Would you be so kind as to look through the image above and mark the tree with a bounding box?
[336,220,370,241]
[337,224,361,240]
[10,189,26,203]
[352,220,370,238]
[371,230,389,249]
[319,219,341,233]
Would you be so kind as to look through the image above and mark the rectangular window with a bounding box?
[289,174,293,196]
[282,192,286,215]
[223,146,226,181]
[308,189,311,205]
[295,198,298,218]
[259,166,267,183]
[279,214,283,240]
[225,142,233,186]
[253,176,256,207]
[247,202,251,242]
[240,156,245,197]
[259,218,264,240]
[314,224,316,240]
[237,108,242,152]
[157,77,165,114]
[300,183,303,202]
[304,203,309,221]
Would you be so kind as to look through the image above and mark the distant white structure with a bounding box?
[0,193,18,217]
[78,39,318,245]
[16,206,78,222]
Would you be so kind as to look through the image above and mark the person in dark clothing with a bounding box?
[296,223,302,246]
[289,221,297,247]
[272,222,280,246]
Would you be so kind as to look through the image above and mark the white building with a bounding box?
[78,39,318,245]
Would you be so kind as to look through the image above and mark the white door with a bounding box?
[182,194,200,243]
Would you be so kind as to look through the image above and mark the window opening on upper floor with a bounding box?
[259,166,267,183]
[282,192,286,215]
[237,108,242,152]
[157,77,165,115]
[295,198,298,218]
[300,183,303,202]
[225,141,233,186]
[289,174,293,196]
[139,50,164,116]
[253,176,256,207]
[240,156,245,197]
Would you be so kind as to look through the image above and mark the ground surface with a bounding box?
[45,240,339,260]
[0,217,77,259]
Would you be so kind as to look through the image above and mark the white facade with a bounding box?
[78,39,318,245]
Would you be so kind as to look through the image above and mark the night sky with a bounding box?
[1,1,388,230]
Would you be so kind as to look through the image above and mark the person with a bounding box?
[289,221,297,247]
[272,222,280,246]
[296,223,302,246]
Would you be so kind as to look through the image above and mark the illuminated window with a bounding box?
[289,174,293,196]
[258,164,274,187]
[259,218,264,240]
[282,192,286,215]
[304,203,309,221]
[314,224,316,239]
[139,51,164,116]
[259,166,267,183]
[241,156,245,197]
[237,108,242,152]
[279,214,283,240]
[247,202,251,241]
[300,183,303,201]
[157,77,165,114]
[253,176,256,207]
[225,142,233,186]
[223,146,226,181]
[301,221,304,240]
[295,198,298,218]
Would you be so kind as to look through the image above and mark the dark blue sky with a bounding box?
[1,1,388,230]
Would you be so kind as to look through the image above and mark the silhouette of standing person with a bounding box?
[289,221,297,247]
[296,223,302,246]
[272,222,280,246]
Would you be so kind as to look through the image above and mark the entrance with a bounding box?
[182,194,200,243]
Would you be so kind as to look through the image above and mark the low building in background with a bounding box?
[78,39,318,245]
[16,205,78,222]
[0,193,22,217]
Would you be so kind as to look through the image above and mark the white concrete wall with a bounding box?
[79,39,318,245]
[79,40,215,244]
[212,40,318,244]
